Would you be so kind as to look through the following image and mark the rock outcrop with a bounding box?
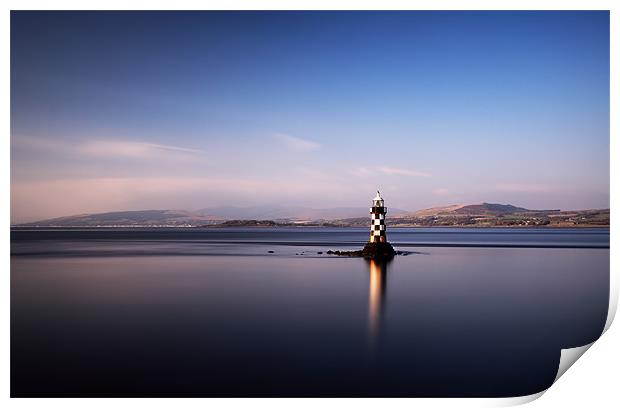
[327,242,397,259]
[361,242,396,259]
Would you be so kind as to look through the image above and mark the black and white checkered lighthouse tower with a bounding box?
[370,191,387,243]
[362,190,396,258]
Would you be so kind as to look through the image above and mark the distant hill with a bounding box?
[411,204,467,217]
[16,210,223,227]
[411,202,535,217]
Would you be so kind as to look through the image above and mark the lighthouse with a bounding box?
[370,191,387,243]
[362,191,396,258]
[327,190,396,259]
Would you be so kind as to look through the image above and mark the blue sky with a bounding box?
[11,11,609,222]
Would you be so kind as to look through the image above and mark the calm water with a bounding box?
[11,227,609,397]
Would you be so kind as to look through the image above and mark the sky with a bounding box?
[10,11,610,223]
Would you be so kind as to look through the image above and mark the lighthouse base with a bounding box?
[326,241,399,259]
[362,241,396,259]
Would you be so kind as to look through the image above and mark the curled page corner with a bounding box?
[554,342,594,383]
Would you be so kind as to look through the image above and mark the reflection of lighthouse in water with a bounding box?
[367,259,389,342]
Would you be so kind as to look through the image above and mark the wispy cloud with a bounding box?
[496,183,550,193]
[273,133,320,151]
[432,188,450,195]
[377,166,431,177]
[350,166,430,178]
[76,140,203,159]
[12,135,204,161]
[348,167,373,177]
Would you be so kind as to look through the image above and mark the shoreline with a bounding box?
[10,224,611,229]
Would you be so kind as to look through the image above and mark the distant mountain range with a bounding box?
[14,205,408,227]
[13,202,609,228]
[15,210,221,227]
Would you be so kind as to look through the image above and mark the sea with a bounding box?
[10,227,610,397]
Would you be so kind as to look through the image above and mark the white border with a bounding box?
[4,1,617,406]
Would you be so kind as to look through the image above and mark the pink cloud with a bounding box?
[350,166,431,178]
[376,166,431,177]
[12,135,204,161]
